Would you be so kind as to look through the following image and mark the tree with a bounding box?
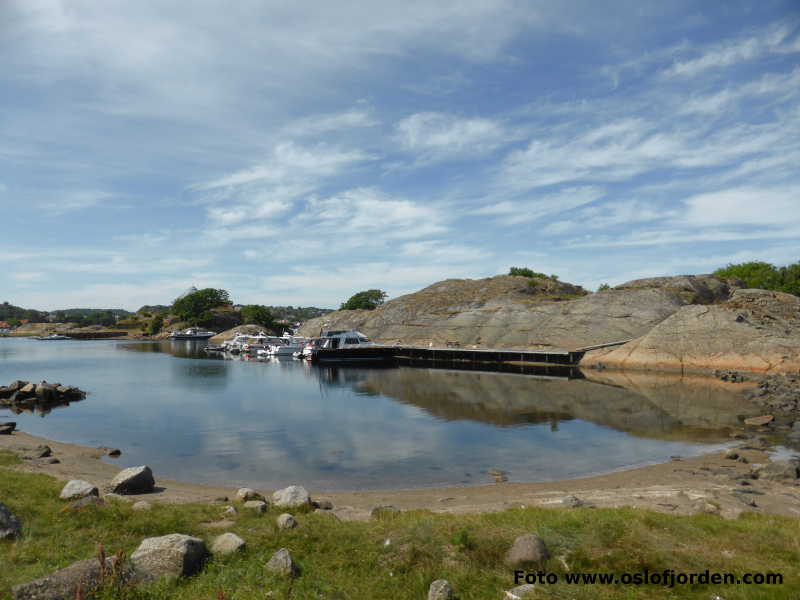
[148,315,164,336]
[171,288,232,324]
[340,289,387,311]
[713,261,799,296]
[241,304,276,329]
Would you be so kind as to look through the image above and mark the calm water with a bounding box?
[0,338,754,490]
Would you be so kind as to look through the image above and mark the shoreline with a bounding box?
[4,429,800,520]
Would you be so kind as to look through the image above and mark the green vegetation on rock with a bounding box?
[714,261,800,296]
[509,267,550,279]
[171,288,232,325]
[240,305,277,329]
[340,289,388,311]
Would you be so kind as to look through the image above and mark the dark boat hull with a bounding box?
[311,346,395,363]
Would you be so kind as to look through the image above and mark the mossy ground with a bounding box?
[1,451,798,599]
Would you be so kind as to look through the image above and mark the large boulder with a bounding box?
[582,289,800,374]
[130,533,207,579]
[60,480,99,501]
[504,534,550,566]
[0,501,22,540]
[108,466,155,495]
[211,533,246,555]
[11,557,137,600]
[272,485,311,508]
[428,579,454,600]
[265,548,297,577]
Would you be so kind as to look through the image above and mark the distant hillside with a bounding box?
[52,308,132,318]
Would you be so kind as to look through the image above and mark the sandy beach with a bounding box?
[4,428,800,521]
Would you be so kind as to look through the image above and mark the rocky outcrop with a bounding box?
[59,481,99,501]
[0,381,86,416]
[582,289,800,374]
[299,274,740,350]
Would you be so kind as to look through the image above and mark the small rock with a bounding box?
[243,500,268,513]
[132,501,153,511]
[744,415,774,427]
[108,465,155,495]
[222,505,238,516]
[107,448,122,457]
[130,533,207,578]
[211,532,246,555]
[562,495,585,508]
[235,487,263,502]
[272,485,311,508]
[314,499,333,510]
[724,449,739,460]
[0,501,22,539]
[370,505,401,519]
[34,445,52,458]
[0,425,14,435]
[46,458,61,464]
[104,493,133,503]
[757,460,799,481]
[265,547,297,577]
[737,456,749,464]
[60,480,99,501]
[67,496,105,510]
[505,584,537,599]
[427,578,453,600]
[276,513,297,529]
[505,534,550,566]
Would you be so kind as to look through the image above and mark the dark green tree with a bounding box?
[340,289,387,311]
[714,261,800,296]
[148,315,164,336]
[241,304,277,328]
[509,267,549,279]
[171,288,232,324]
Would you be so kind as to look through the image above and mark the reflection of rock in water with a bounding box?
[357,368,764,442]
[0,380,87,417]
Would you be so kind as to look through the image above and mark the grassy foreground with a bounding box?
[1,451,799,599]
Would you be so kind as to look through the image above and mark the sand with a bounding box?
[3,429,800,521]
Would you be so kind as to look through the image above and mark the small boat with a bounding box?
[258,333,310,357]
[169,327,216,340]
[34,333,72,340]
[310,330,394,363]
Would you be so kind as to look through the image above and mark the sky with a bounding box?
[1,1,799,311]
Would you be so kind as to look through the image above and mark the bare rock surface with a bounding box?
[108,465,155,495]
[130,533,206,579]
[582,289,800,374]
[299,274,739,350]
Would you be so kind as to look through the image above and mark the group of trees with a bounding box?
[508,267,558,280]
[714,261,800,296]
[171,288,232,325]
[0,302,48,326]
[340,289,387,311]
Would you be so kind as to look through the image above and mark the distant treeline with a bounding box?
[0,302,48,325]
[714,261,800,296]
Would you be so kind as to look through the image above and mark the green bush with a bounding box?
[509,267,550,279]
[171,288,232,324]
[714,261,800,296]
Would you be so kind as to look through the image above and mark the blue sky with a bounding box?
[2,1,799,311]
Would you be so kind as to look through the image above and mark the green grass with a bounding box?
[1,462,799,599]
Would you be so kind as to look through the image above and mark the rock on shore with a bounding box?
[298,274,740,350]
[581,289,800,374]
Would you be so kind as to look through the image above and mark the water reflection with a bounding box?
[0,338,764,490]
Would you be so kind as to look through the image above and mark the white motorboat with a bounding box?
[34,333,72,340]
[170,327,216,340]
[260,333,309,357]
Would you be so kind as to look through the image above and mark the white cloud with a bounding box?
[683,186,800,227]
[663,24,798,78]
[473,186,605,226]
[395,112,511,161]
[282,109,378,137]
[44,190,114,215]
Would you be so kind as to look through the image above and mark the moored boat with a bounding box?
[309,330,394,363]
[33,333,72,340]
[169,327,216,340]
